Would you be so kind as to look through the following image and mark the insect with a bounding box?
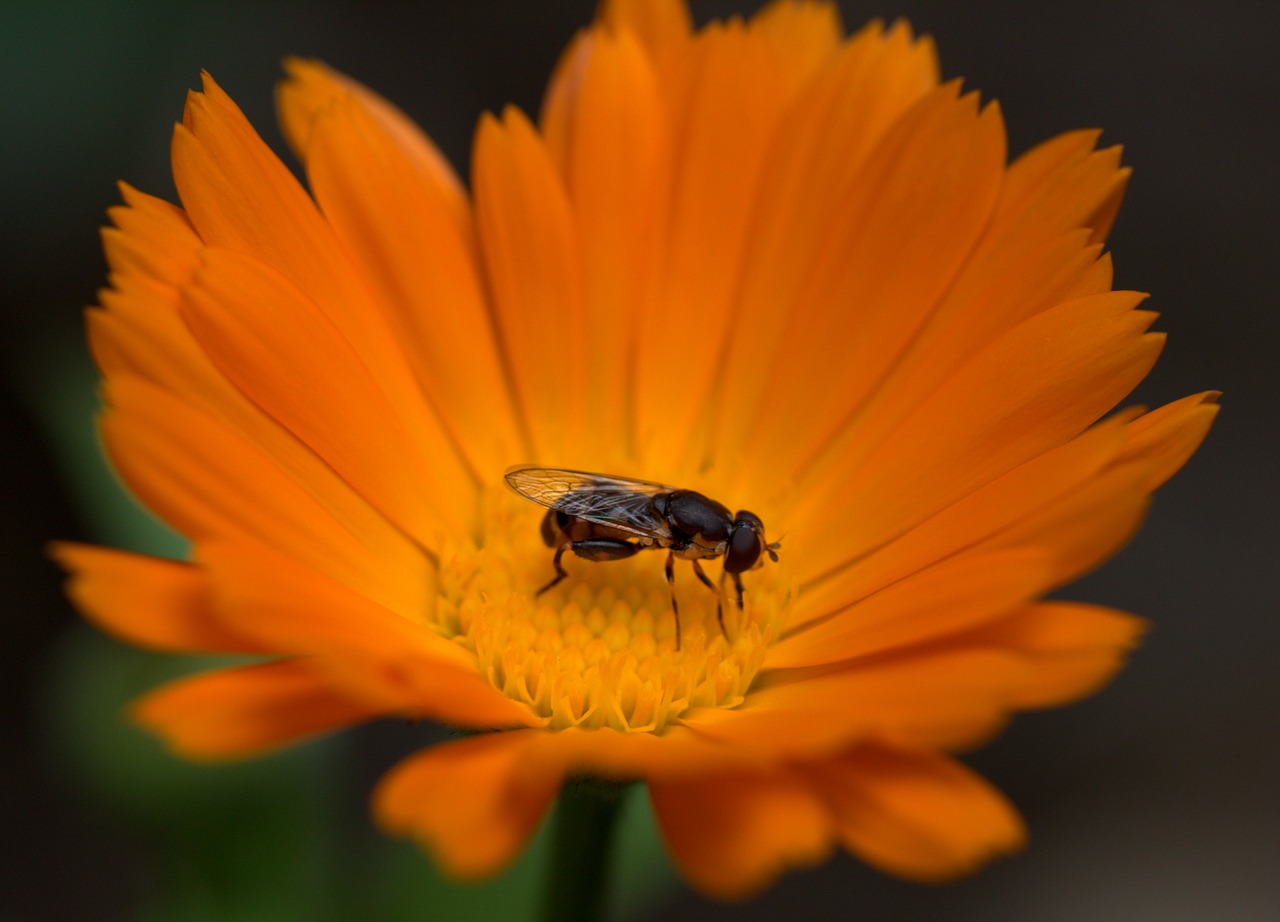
[504,466,780,649]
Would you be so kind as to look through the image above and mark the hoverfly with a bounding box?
[504,466,780,649]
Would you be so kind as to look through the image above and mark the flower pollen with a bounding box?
[429,487,791,733]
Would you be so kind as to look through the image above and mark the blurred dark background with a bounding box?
[2,1,1275,920]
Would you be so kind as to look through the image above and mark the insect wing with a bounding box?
[504,467,674,506]
[504,467,675,541]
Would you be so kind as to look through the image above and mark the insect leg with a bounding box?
[537,544,571,595]
[538,539,638,596]
[691,559,716,591]
[691,560,727,640]
[732,570,745,610]
[665,551,681,651]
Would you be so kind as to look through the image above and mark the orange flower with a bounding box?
[57,0,1216,898]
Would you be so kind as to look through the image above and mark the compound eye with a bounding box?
[724,523,762,573]
[735,510,763,530]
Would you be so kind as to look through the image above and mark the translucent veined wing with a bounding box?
[503,466,675,541]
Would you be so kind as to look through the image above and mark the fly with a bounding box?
[504,466,780,649]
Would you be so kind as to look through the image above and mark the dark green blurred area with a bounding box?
[3,1,1277,921]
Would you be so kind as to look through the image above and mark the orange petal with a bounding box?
[808,744,1026,881]
[277,58,469,237]
[100,183,200,286]
[1113,390,1221,492]
[133,660,381,760]
[976,461,1151,590]
[740,85,1006,488]
[93,187,208,392]
[968,601,1147,709]
[799,393,1214,624]
[177,246,473,546]
[631,18,822,469]
[855,232,1106,443]
[197,539,538,728]
[171,75,344,297]
[998,129,1130,246]
[539,28,669,460]
[278,61,526,476]
[50,543,253,653]
[801,132,1128,468]
[373,725,803,883]
[99,376,420,611]
[681,649,1028,758]
[796,410,1134,620]
[172,74,357,325]
[767,548,1051,669]
[372,731,564,879]
[708,19,940,484]
[91,284,213,403]
[172,75,458,490]
[790,291,1162,579]
[472,106,588,461]
[92,222,419,581]
[596,0,692,67]
[971,393,1219,588]
[649,766,833,899]
[90,292,423,587]
[540,30,591,171]
[749,0,845,93]
[522,724,766,782]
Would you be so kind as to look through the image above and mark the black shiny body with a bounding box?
[504,467,780,648]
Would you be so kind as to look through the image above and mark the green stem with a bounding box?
[540,778,631,922]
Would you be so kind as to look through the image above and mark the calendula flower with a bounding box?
[57,0,1215,901]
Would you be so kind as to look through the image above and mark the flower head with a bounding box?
[58,0,1216,897]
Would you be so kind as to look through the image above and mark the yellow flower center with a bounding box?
[427,486,792,733]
